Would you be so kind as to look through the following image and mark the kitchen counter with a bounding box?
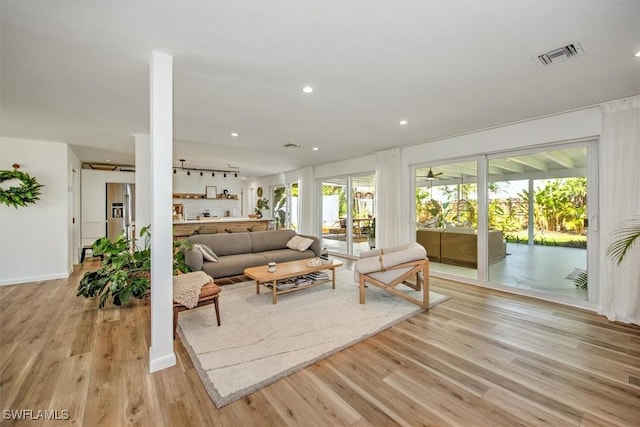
[173,217,273,238]
[173,217,271,224]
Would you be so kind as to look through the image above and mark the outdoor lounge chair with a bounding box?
[354,243,430,308]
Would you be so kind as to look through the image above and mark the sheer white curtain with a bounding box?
[598,96,640,325]
[297,166,316,236]
[376,148,402,248]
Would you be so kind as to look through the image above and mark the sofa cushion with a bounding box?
[184,246,204,271]
[250,230,298,253]
[201,253,268,278]
[259,248,315,263]
[187,233,252,256]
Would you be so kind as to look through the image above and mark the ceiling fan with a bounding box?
[418,167,443,180]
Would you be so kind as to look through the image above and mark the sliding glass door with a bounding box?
[321,178,347,254]
[350,174,375,256]
[321,173,376,257]
[487,145,591,300]
[415,160,478,279]
[271,182,298,230]
[414,141,597,304]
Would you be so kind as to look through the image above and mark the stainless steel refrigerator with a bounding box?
[106,183,135,241]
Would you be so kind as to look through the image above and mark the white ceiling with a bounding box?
[1,1,639,178]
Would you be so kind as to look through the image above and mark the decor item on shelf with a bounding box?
[76,225,192,308]
[254,197,269,219]
[0,163,44,208]
[206,186,217,199]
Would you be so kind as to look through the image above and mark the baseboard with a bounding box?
[0,271,69,286]
[149,348,176,373]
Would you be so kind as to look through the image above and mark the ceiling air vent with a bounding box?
[283,143,302,148]
[535,41,584,66]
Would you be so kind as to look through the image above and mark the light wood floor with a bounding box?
[1,259,639,426]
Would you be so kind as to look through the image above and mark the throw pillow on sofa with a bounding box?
[286,235,314,252]
[286,235,303,250]
[296,237,314,251]
[194,243,219,262]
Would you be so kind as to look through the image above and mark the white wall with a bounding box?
[0,137,72,285]
[173,170,243,218]
[255,108,603,247]
[314,154,376,179]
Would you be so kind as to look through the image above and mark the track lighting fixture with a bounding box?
[173,159,239,178]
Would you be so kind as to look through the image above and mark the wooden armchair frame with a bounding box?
[358,258,430,308]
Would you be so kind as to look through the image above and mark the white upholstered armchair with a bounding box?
[354,243,430,308]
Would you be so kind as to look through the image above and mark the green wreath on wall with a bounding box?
[0,164,44,208]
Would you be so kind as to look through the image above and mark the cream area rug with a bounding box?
[177,268,450,407]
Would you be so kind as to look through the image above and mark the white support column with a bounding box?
[149,51,175,373]
[528,179,535,245]
[298,167,316,235]
[134,134,151,249]
[476,157,488,282]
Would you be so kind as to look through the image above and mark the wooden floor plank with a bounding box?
[1,260,640,426]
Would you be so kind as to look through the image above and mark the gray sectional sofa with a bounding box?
[183,229,321,278]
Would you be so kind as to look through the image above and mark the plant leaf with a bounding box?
[607,218,640,265]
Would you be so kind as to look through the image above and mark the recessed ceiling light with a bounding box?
[399,120,408,125]
[635,51,640,57]
[231,132,239,137]
[302,86,314,94]
[105,159,111,162]
[312,147,319,151]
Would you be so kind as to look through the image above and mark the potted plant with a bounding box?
[255,197,270,219]
[573,216,640,290]
[367,218,376,249]
[76,225,192,308]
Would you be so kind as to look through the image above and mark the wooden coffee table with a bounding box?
[244,259,343,304]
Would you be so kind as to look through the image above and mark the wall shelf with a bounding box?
[173,193,205,199]
[172,193,239,200]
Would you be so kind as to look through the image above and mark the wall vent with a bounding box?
[535,41,584,66]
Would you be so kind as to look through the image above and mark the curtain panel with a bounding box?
[598,95,640,325]
[376,148,402,248]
